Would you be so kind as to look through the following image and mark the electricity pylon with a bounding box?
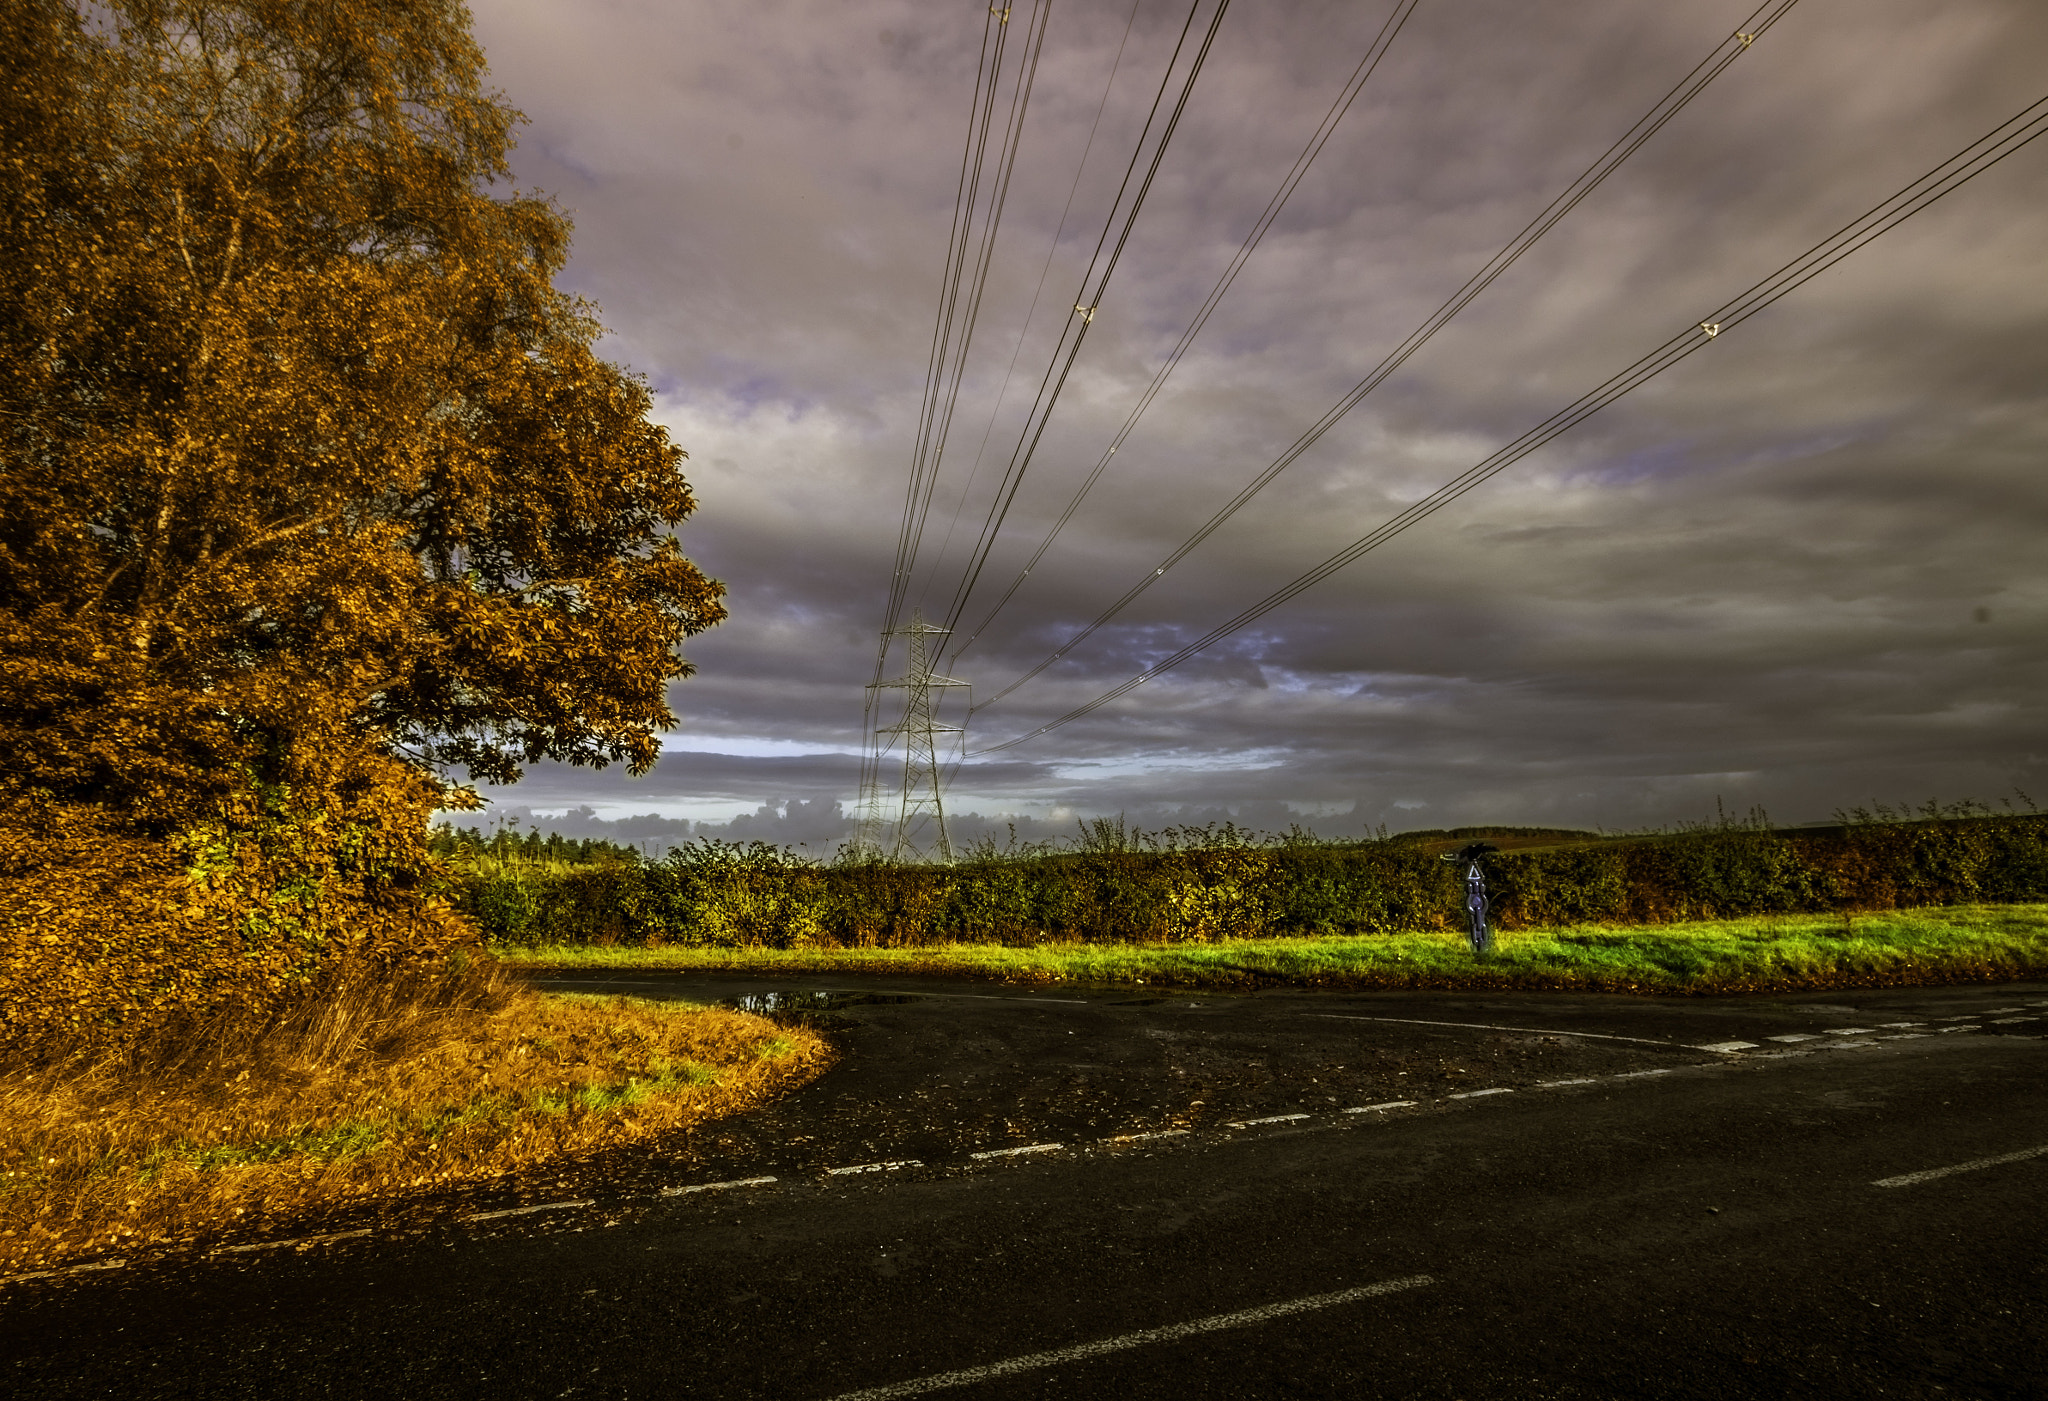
[864,611,969,861]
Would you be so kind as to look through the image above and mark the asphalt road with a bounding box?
[6,975,2047,1400]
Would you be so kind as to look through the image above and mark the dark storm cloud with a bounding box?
[465,0,2048,840]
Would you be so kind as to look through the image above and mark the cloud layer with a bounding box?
[463,0,2048,845]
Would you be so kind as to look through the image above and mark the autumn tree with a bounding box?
[0,0,724,828]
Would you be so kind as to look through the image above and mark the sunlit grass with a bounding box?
[0,984,831,1277]
[495,903,2048,993]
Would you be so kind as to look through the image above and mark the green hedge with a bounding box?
[459,815,2048,950]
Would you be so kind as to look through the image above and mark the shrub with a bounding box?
[454,811,2048,951]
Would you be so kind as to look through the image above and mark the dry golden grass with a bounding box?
[0,964,830,1276]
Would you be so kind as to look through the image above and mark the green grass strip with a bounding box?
[495,903,2048,995]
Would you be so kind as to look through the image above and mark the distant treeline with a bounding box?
[452,807,2048,949]
[430,825,647,867]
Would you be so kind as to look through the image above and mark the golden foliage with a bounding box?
[0,0,724,824]
[0,770,476,1062]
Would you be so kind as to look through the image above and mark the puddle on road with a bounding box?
[721,990,926,1026]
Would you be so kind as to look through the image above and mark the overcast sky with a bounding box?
[461,0,2048,850]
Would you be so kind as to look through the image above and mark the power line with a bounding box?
[970,0,1801,714]
[936,0,1234,641]
[896,0,1054,628]
[915,0,1145,617]
[856,2,1044,848]
[950,0,1426,663]
[975,90,2048,754]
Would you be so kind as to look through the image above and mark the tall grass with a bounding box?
[0,955,830,1276]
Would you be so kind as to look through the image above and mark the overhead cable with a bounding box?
[970,0,1801,714]
[975,91,2048,753]
[949,0,1426,663]
[858,4,1026,833]
[936,0,1234,641]
[915,0,1147,617]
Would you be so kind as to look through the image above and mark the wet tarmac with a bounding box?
[5,975,2045,1399]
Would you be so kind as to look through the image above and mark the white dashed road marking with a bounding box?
[1447,1088,1513,1099]
[1693,1041,1759,1053]
[1313,1014,1678,1047]
[828,1161,923,1176]
[1825,1028,1879,1036]
[1537,1079,1597,1087]
[824,1275,1437,1400]
[1343,1101,1418,1113]
[1769,1034,1820,1042]
[1873,1144,2048,1188]
[1102,1130,1189,1145]
[1613,1069,1673,1079]
[216,1229,369,1254]
[662,1176,778,1196]
[971,1143,1064,1160]
[462,1199,593,1223]
[1227,1113,1313,1128]
[0,1258,126,1286]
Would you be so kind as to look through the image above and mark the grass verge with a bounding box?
[496,903,2048,995]
[0,978,830,1278]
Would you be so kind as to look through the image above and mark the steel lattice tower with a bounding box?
[865,611,969,861]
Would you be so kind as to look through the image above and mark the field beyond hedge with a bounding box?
[499,903,2048,996]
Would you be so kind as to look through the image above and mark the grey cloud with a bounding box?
[464,0,2048,840]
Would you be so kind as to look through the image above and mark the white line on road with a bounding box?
[216,1229,370,1254]
[1989,1017,2038,1025]
[1312,1014,1678,1047]
[970,1143,1063,1160]
[1824,1028,1879,1036]
[1536,1079,1597,1087]
[828,1161,923,1176]
[1343,1101,1418,1113]
[1447,1088,1513,1099]
[1613,1069,1673,1079]
[824,1275,1436,1400]
[462,1199,594,1223]
[1878,1022,1925,1029]
[1768,1034,1820,1042]
[1982,1008,2026,1015]
[1226,1113,1312,1128]
[662,1176,778,1196]
[1873,1144,2048,1188]
[0,1257,126,1286]
[1102,1130,1190,1144]
[1693,1041,1759,1053]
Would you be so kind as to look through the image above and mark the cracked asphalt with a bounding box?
[5,974,2045,1399]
